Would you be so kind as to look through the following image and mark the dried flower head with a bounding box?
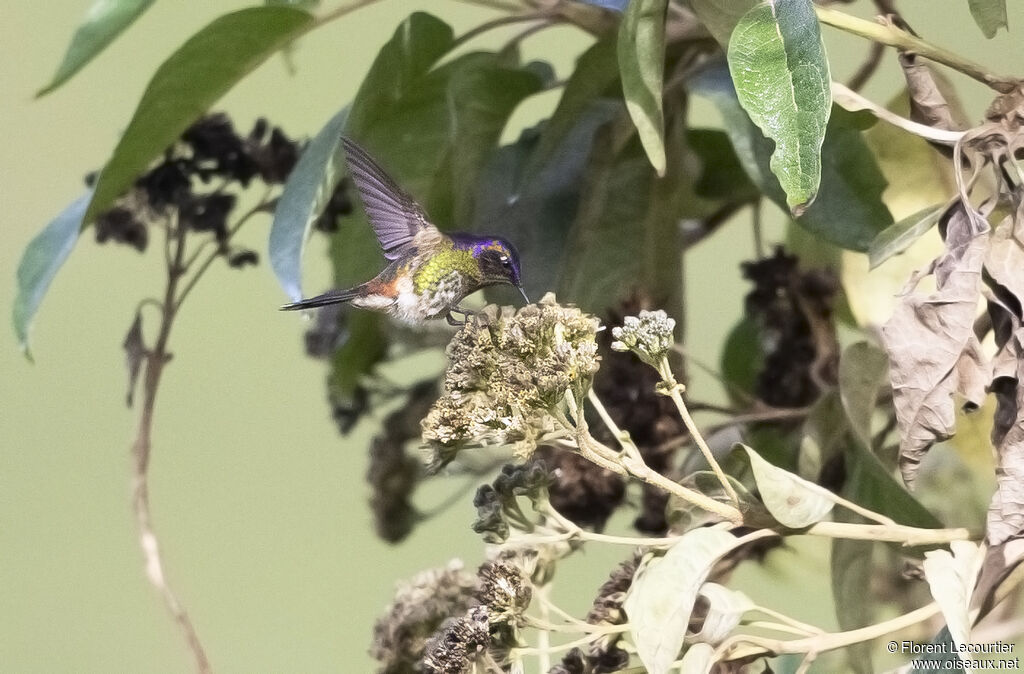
[422,295,600,467]
[370,561,479,673]
[610,309,676,368]
[420,605,491,674]
[477,561,531,623]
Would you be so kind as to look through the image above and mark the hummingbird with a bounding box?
[281,137,528,325]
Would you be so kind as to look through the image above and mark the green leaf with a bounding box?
[37,0,156,97]
[532,35,619,170]
[618,0,668,176]
[830,532,875,674]
[868,203,947,269]
[838,342,889,450]
[740,444,835,528]
[623,528,741,674]
[269,107,348,302]
[720,317,762,405]
[968,0,1007,38]
[692,62,892,252]
[844,438,944,530]
[13,191,90,358]
[688,129,759,203]
[475,104,619,302]
[727,0,831,213]
[83,6,314,226]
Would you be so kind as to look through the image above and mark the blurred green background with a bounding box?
[3,2,1023,672]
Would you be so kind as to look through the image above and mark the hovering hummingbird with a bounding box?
[282,137,528,325]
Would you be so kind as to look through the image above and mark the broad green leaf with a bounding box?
[688,129,759,203]
[720,316,761,403]
[618,0,668,176]
[922,541,985,659]
[37,0,156,97]
[838,342,889,450]
[740,444,834,527]
[269,107,348,302]
[623,528,740,674]
[968,0,1007,38]
[475,103,619,302]
[558,129,656,312]
[83,6,314,225]
[532,36,619,170]
[437,55,545,227]
[830,515,875,674]
[13,191,90,358]
[692,62,892,251]
[844,439,944,531]
[727,0,831,213]
[869,204,947,269]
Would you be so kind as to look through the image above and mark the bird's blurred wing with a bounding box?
[342,136,437,260]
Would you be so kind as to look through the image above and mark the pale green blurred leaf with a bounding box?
[37,0,156,96]
[83,6,314,226]
[269,107,348,302]
[727,0,831,213]
[830,525,875,673]
[618,0,668,175]
[741,444,834,527]
[13,192,90,358]
[869,204,947,269]
[838,341,889,449]
[623,528,739,674]
[968,0,1007,38]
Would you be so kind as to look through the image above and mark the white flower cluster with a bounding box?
[610,310,676,367]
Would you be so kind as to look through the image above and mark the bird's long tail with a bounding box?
[280,288,359,311]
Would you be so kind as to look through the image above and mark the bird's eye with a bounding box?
[499,255,510,267]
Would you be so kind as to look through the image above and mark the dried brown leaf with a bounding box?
[882,201,990,488]
[988,328,1024,546]
[898,53,966,133]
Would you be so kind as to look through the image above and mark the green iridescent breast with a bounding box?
[412,246,478,295]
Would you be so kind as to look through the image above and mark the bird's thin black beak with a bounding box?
[518,285,530,304]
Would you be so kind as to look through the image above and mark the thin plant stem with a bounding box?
[449,0,522,11]
[814,6,1017,92]
[132,218,211,673]
[535,584,552,673]
[657,358,739,505]
[451,11,553,50]
[561,396,743,523]
[585,389,644,461]
[803,521,971,546]
[717,602,942,661]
